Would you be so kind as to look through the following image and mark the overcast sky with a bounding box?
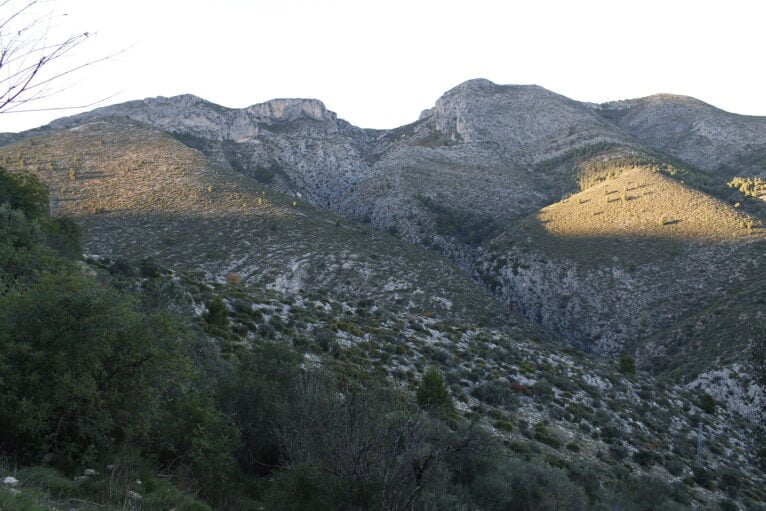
[3,0,765,132]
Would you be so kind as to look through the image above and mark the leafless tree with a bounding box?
[0,0,119,114]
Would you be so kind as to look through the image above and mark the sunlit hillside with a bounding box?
[0,119,514,325]
[476,167,766,360]
[534,167,762,252]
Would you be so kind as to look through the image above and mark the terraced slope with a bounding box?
[0,118,517,326]
[475,168,766,355]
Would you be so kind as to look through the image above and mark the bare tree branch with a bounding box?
[0,0,123,115]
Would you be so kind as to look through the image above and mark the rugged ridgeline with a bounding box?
[4,79,766,388]
[597,94,766,177]
[0,119,524,328]
[40,80,654,251]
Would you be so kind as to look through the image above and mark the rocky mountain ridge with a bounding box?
[4,79,765,385]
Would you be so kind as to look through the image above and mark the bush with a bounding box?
[618,355,636,375]
[699,393,717,414]
[218,342,301,474]
[632,450,660,467]
[533,423,562,449]
[0,271,188,467]
[417,367,453,412]
[205,295,228,326]
[0,168,48,219]
[499,458,587,511]
[471,380,519,408]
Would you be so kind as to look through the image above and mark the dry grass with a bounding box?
[0,120,286,218]
[538,167,762,242]
[493,167,766,268]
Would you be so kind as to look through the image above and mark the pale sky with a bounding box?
[2,0,766,132]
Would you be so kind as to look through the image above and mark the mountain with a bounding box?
[5,78,766,392]
[474,167,764,357]
[596,94,766,177]
[41,80,665,268]
[3,79,766,508]
[0,117,519,327]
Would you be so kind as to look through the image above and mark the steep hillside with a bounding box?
[43,80,659,259]
[596,94,766,177]
[475,168,765,356]
[0,118,516,326]
[7,80,766,373]
[45,94,375,209]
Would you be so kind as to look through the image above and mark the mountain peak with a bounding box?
[598,93,710,112]
[246,98,335,123]
[440,78,548,98]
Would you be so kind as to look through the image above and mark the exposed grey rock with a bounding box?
[596,94,766,177]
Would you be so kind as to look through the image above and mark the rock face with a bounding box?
[474,168,766,356]
[595,94,766,177]
[418,79,631,163]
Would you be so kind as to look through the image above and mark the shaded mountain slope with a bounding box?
[0,118,518,326]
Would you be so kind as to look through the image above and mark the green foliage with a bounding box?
[0,271,188,467]
[473,457,587,511]
[40,216,82,259]
[263,463,329,511]
[471,379,519,408]
[205,295,229,331]
[699,392,717,414]
[218,341,301,474]
[618,355,636,375]
[151,390,239,497]
[416,366,453,411]
[533,422,562,449]
[0,167,49,219]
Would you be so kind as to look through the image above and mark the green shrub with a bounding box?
[416,367,453,412]
[205,296,229,331]
[632,450,660,467]
[0,271,188,467]
[534,423,562,449]
[618,355,636,375]
[471,380,519,408]
[699,393,717,414]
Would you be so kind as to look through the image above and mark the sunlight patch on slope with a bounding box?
[536,168,762,242]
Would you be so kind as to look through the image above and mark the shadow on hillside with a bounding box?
[74,211,515,328]
[497,213,764,267]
